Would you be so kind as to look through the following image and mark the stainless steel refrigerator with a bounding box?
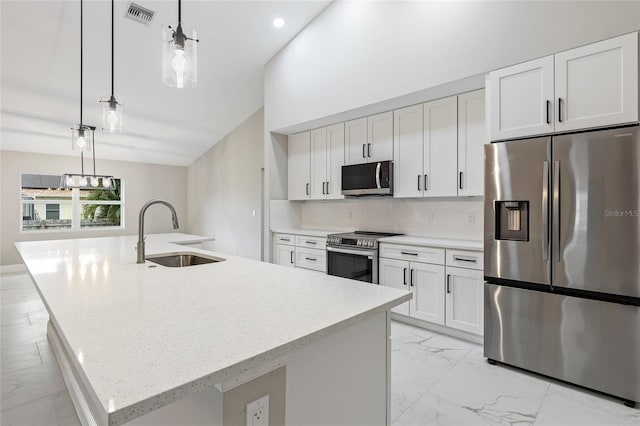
[484,125,640,407]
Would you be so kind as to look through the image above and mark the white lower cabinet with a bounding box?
[379,242,484,337]
[295,247,326,273]
[275,243,295,268]
[445,266,484,335]
[378,257,445,325]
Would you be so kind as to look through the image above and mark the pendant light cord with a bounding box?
[111,0,114,98]
[178,0,181,23]
[80,0,83,126]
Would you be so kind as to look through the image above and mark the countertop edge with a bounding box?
[108,292,412,426]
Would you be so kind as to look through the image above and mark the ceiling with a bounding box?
[0,0,330,166]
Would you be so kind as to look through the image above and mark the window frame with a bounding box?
[20,175,125,233]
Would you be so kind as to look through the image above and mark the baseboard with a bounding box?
[391,313,484,345]
[0,264,26,274]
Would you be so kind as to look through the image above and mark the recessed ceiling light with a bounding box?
[273,18,285,28]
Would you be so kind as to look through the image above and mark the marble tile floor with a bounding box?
[1,272,638,425]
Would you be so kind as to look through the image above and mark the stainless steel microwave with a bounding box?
[341,161,393,196]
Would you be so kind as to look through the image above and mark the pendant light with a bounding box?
[63,0,113,189]
[162,0,199,88]
[100,0,123,132]
[71,0,94,151]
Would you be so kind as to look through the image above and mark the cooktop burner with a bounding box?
[326,231,403,249]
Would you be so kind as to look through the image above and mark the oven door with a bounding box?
[326,246,378,284]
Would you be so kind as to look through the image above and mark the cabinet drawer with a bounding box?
[379,243,445,265]
[295,235,327,250]
[446,249,483,270]
[275,233,295,246]
[295,247,326,272]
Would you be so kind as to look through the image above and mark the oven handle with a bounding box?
[326,246,376,257]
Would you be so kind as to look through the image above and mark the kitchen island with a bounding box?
[15,233,411,426]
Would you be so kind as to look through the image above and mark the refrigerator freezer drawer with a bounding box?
[484,283,640,403]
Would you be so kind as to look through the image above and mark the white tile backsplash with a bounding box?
[300,198,483,240]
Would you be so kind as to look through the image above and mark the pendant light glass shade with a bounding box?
[101,96,124,132]
[162,24,197,88]
[71,125,94,151]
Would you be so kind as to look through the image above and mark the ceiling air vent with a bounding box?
[125,3,155,25]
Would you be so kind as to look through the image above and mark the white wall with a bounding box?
[187,108,264,260]
[1,150,188,266]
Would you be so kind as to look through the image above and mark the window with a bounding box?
[20,174,123,232]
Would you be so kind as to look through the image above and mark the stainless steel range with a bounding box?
[326,231,402,284]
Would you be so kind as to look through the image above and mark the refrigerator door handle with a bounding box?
[552,160,560,262]
[542,161,550,261]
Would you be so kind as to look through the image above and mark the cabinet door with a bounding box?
[379,257,410,315]
[310,128,328,200]
[326,123,345,200]
[555,32,638,133]
[424,96,458,197]
[275,244,295,268]
[288,132,311,200]
[488,56,554,141]
[393,104,424,198]
[409,262,445,325]
[445,267,484,335]
[458,89,487,197]
[367,111,394,163]
[344,118,368,165]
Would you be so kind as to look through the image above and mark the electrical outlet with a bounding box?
[246,394,269,426]
[467,213,475,224]
[426,212,434,223]
[348,211,353,221]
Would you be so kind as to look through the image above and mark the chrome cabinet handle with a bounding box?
[305,240,317,245]
[367,143,371,157]
[305,257,317,262]
[453,256,477,263]
[424,174,428,191]
[290,251,294,263]
[542,161,550,262]
[558,98,563,123]
[459,171,463,190]
[281,238,290,242]
[322,182,326,195]
[401,251,418,256]
[362,144,366,158]
[375,162,381,189]
[447,274,451,293]
[306,183,309,196]
[417,175,421,191]
[403,267,407,286]
[553,160,560,262]
[326,181,330,194]
[410,269,414,287]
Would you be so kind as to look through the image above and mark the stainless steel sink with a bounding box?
[146,252,225,267]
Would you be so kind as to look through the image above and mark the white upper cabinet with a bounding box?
[489,32,638,141]
[288,132,311,200]
[325,123,345,200]
[458,89,487,197]
[394,98,458,198]
[393,104,424,198]
[345,117,368,165]
[425,96,458,197]
[555,32,638,133]
[367,111,394,163]
[310,128,328,200]
[345,113,393,165]
[489,56,555,141]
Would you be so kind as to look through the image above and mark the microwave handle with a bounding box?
[375,162,381,189]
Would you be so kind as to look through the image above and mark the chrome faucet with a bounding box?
[137,199,180,264]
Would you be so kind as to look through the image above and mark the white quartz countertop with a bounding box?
[271,228,340,237]
[15,233,410,425]
[379,235,483,251]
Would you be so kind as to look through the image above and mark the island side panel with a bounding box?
[285,311,389,425]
